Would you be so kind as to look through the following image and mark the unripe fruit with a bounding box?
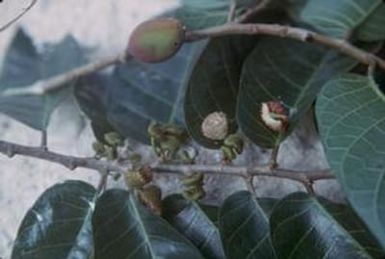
[128,18,185,63]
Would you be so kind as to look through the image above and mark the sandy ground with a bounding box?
[0,1,343,257]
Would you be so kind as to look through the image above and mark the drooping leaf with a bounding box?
[219,191,277,259]
[270,192,383,259]
[316,73,385,249]
[162,194,225,259]
[319,198,384,258]
[295,0,382,38]
[184,9,287,149]
[74,73,118,143]
[11,181,96,259]
[0,29,86,130]
[355,3,385,42]
[237,37,357,148]
[184,36,257,148]
[92,189,203,259]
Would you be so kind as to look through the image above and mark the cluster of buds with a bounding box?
[221,133,244,164]
[138,185,162,216]
[92,131,124,160]
[124,165,153,189]
[148,121,188,161]
[182,172,205,201]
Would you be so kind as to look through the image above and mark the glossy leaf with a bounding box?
[219,191,277,259]
[92,189,204,259]
[162,194,225,259]
[184,9,287,149]
[237,37,357,148]
[184,36,257,148]
[297,0,382,38]
[316,74,385,249]
[176,0,255,29]
[355,4,385,41]
[0,29,85,130]
[319,198,384,258]
[11,181,96,259]
[270,192,382,259]
[74,73,121,143]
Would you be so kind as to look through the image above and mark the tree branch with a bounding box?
[185,23,385,70]
[0,140,125,173]
[3,21,385,96]
[0,140,334,188]
[2,53,125,96]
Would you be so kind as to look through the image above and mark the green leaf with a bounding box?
[0,29,86,130]
[176,0,255,29]
[11,181,96,259]
[184,9,286,149]
[237,37,357,148]
[296,0,382,38]
[162,194,225,259]
[219,191,277,259]
[355,4,385,41]
[319,198,385,258]
[92,189,204,259]
[316,73,385,249]
[270,192,382,259]
[184,36,257,148]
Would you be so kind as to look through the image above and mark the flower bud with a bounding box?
[260,101,289,132]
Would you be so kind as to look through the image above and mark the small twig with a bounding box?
[244,175,257,198]
[0,0,38,32]
[227,0,237,22]
[96,172,109,194]
[0,139,334,189]
[2,53,125,96]
[236,0,271,23]
[269,144,280,169]
[185,23,385,71]
[40,130,48,150]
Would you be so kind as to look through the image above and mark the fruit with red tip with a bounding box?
[127,18,185,63]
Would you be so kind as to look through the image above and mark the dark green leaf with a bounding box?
[270,192,382,259]
[0,29,86,130]
[176,0,255,29]
[319,198,384,258]
[316,73,385,249]
[92,189,203,259]
[355,4,385,41]
[11,181,96,259]
[184,9,287,149]
[295,0,382,38]
[74,73,117,143]
[162,194,225,259]
[237,37,357,148]
[219,191,277,259]
[184,36,257,148]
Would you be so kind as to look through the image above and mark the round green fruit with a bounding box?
[127,18,185,63]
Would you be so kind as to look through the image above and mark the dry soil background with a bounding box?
[0,1,343,258]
